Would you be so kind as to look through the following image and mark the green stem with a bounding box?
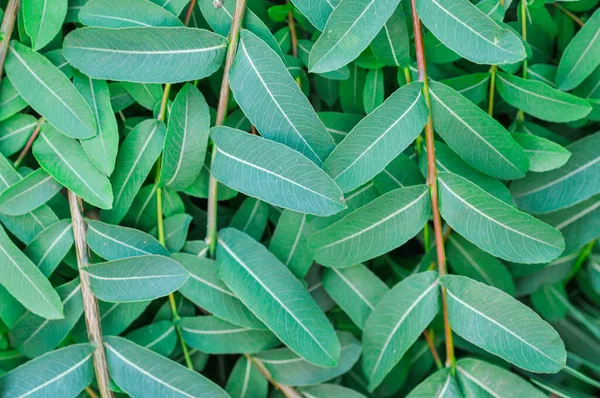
[563,365,600,389]
[488,65,497,117]
[567,239,595,281]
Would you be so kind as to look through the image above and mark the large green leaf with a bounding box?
[269,210,314,279]
[180,316,280,354]
[73,72,119,176]
[23,0,67,50]
[104,336,228,397]
[86,255,189,302]
[5,41,96,139]
[555,9,600,90]
[63,27,228,83]
[210,127,345,217]
[174,253,265,329]
[323,82,428,193]
[289,0,336,31]
[24,219,73,277]
[0,169,61,216]
[0,344,94,398]
[32,124,112,209]
[216,228,340,367]
[441,275,567,373]
[229,30,334,165]
[101,119,165,224]
[0,224,62,319]
[252,331,360,386]
[362,272,441,391]
[406,368,462,397]
[159,84,209,191]
[438,172,564,264]
[322,264,389,330]
[511,132,600,214]
[86,220,169,260]
[310,185,431,268]
[496,72,592,123]
[309,0,401,73]
[429,81,528,180]
[9,278,82,358]
[456,357,546,397]
[416,0,526,65]
[79,0,183,28]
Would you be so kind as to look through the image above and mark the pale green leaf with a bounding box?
[0,79,28,122]
[370,5,410,67]
[63,27,228,84]
[125,320,177,356]
[269,210,314,279]
[289,0,336,31]
[229,197,269,242]
[0,168,61,216]
[226,356,268,398]
[24,219,73,277]
[79,0,183,28]
[0,114,37,156]
[512,133,571,173]
[299,384,366,398]
[406,368,462,398]
[122,83,161,110]
[23,0,67,50]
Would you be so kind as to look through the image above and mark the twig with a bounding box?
[552,3,585,27]
[0,0,20,85]
[287,9,298,57]
[68,191,113,398]
[206,0,248,257]
[410,0,456,373]
[423,329,443,369]
[246,355,302,398]
[13,117,44,169]
[488,65,497,117]
[567,239,596,281]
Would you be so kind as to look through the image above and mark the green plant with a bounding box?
[0,0,598,396]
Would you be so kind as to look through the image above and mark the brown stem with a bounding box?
[287,10,298,58]
[13,117,44,169]
[423,329,443,369]
[553,3,584,27]
[246,355,301,398]
[0,0,19,85]
[68,191,113,398]
[488,65,497,117]
[183,0,198,25]
[410,0,456,372]
[206,0,247,257]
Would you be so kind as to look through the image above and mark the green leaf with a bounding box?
[309,0,400,73]
[252,331,360,386]
[438,172,565,264]
[63,27,228,84]
[269,210,314,279]
[86,220,169,260]
[289,0,336,31]
[370,5,410,67]
[406,368,461,397]
[555,9,600,90]
[24,219,73,277]
[0,224,63,319]
[22,0,67,50]
[180,315,280,354]
[122,83,162,110]
[104,336,228,397]
[125,320,176,356]
[322,264,389,329]
[374,154,425,194]
[9,278,82,358]
[0,79,28,122]
[340,64,366,114]
[456,357,546,397]
[79,0,183,28]
[157,213,192,253]
[0,344,94,398]
[496,72,592,123]
[229,197,269,242]
[511,132,600,213]
[363,68,385,114]
[323,82,428,193]
[299,384,367,398]
[511,133,571,173]
[446,234,516,296]
[226,356,268,398]
[441,73,490,105]
[217,228,340,367]
[87,255,189,302]
[101,120,166,224]
[441,274,567,373]
[148,0,189,15]
[32,124,113,209]
[211,127,345,217]
[530,283,568,322]
[174,253,265,329]
[5,41,96,139]
[158,83,209,190]
[73,72,119,176]
[229,30,334,165]
[310,185,431,268]
[0,114,37,156]
[429,81,528,180]
[362,271,441,391]
[0,168,61,216]
[417,0,525,65]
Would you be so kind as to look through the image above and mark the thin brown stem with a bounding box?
[552,3,584,27]
[410,0,456,372]
[0,0,20,85]
[85,387,100,398]
[246,355,301,398]
[183,0,198,25]
[423,329,443,369]
[206,0,247,257]
[13,117,44,169]
[287,10,298,58]
[68,191,113,398]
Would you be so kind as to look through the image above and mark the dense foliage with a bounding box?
[0,0,598,396]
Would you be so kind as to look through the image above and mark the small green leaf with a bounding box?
[125,320,176,356]
[24,219,73,277]
[0,79,28,122]
[0,114,37,156]
[226,356,268,398]
[87,255,189,302]
[289,0,336,31]
[229,197,269,242]
[23,0,67,50]
[79,0,183,28]
[0,169,61,216]
[269,210,314,279]
[370,5,410,67]
[299,384,367,398]
[511,133,571,173]
[406,368,461,397]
